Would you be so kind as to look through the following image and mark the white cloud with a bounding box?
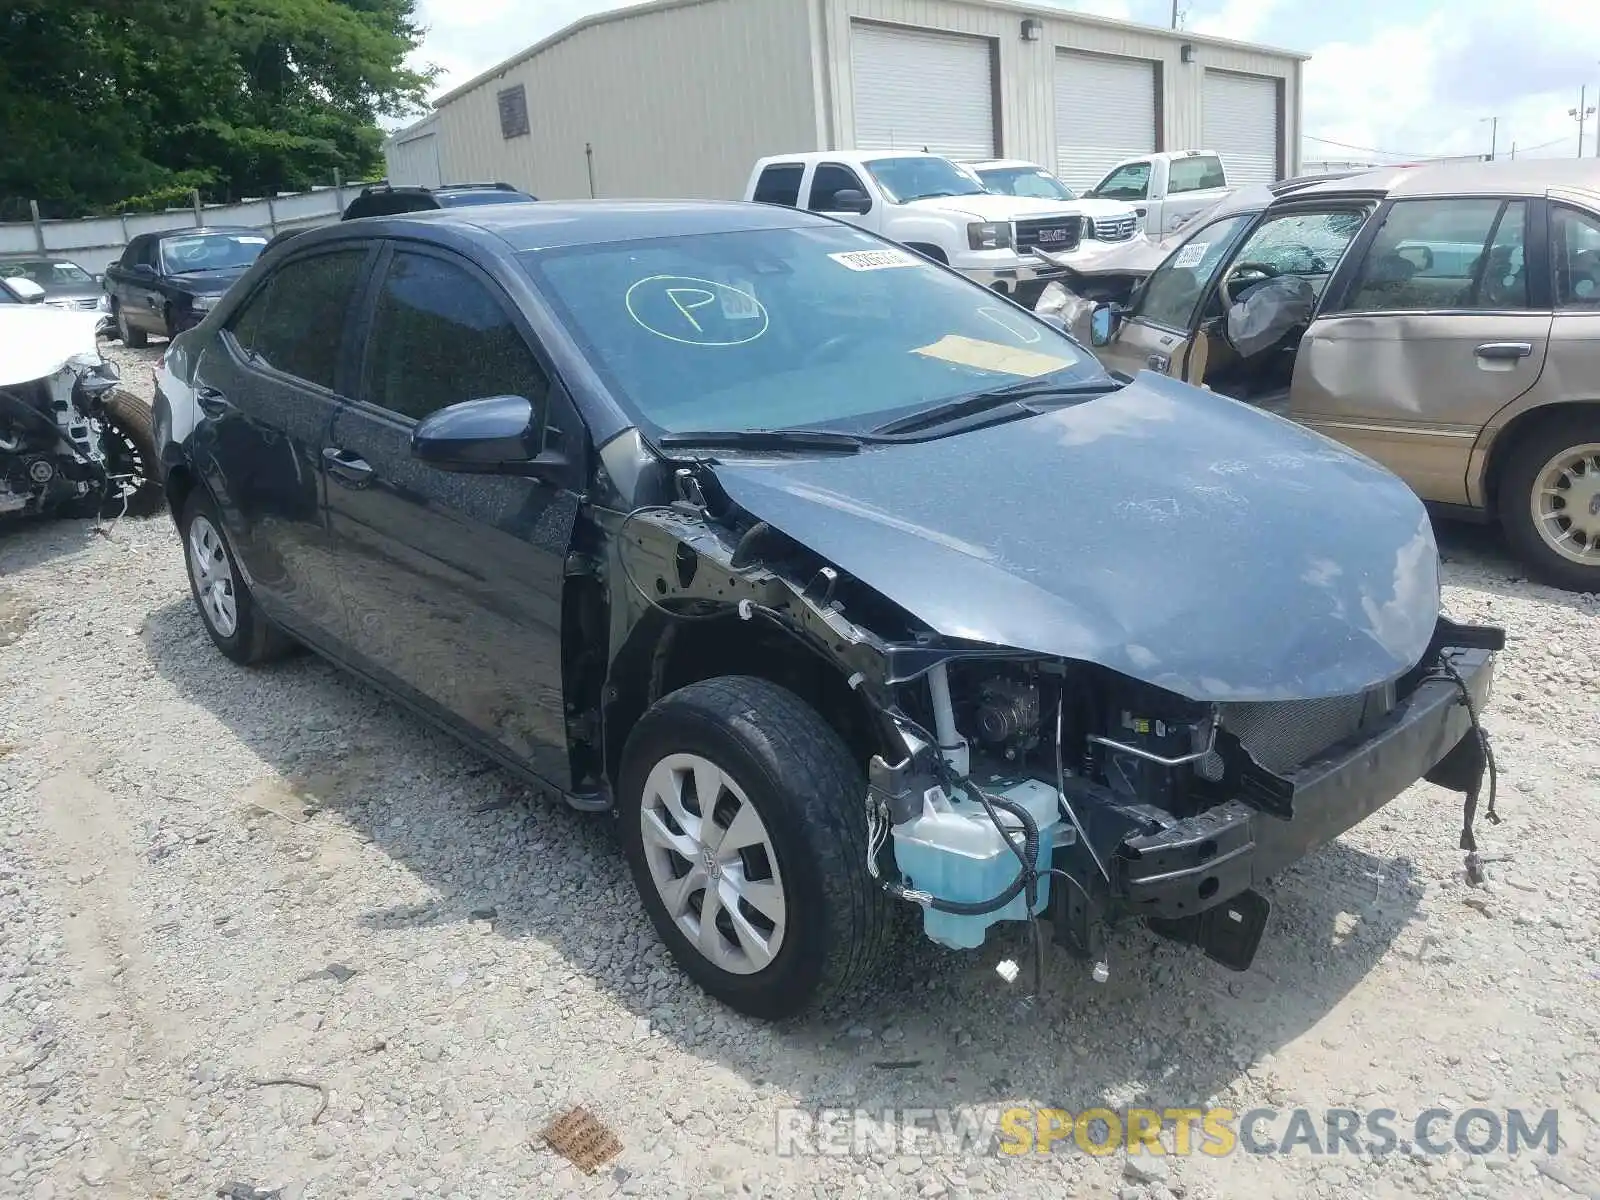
[1188,0,1279,44]
[1301,0,1600,165]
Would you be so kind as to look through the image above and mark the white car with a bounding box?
[744,151,1088,304]
[961,159,1141,244]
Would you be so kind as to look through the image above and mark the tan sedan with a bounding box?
[1073,160,1600,592]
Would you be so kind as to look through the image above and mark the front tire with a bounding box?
[179,488,294,665]
[96,390,162,517]
[1497,415,1600,592]
[617,676,895,1020]
[115,304,148,349]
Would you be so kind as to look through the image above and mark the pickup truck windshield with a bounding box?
[523,224,1102,436]
[865,157,988,203]
[158,233,267,275]
[976,167,1076,201]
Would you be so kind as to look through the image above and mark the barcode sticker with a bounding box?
[829,249,921,272]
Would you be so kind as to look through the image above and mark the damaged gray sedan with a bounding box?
[152,200,1502,1020]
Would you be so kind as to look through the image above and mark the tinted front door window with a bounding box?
[363,250,548,422]
[808,164,869,211]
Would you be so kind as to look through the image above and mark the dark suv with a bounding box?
[149,201,1500,1020]
[340,181,537,220]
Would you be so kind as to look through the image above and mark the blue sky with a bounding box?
[408,0,1600,164]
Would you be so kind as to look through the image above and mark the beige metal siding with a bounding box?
[818,0,1301,172]
[428,0,817,200]
[850,22,996,158]
[387,132,442,188]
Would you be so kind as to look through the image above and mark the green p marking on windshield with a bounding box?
[667,287,717,332]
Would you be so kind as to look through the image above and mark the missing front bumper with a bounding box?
[1050,625,1499,962]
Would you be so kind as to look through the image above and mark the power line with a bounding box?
[1303,133,1443,160]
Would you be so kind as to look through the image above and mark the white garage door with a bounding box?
[851,23,995,161]
[1202,70,1281,185]
[1054,52,1157,192]
[387,132,441,189]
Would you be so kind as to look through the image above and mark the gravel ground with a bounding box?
[2,341,1598,1199]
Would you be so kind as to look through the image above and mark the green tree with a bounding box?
[0,0,435,218]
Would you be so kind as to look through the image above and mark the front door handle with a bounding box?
[322,446,374,486]
[1474,342,1533,361]
[195,386,231,417]
[1147,352,1171,373]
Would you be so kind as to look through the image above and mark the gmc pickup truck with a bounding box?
[745,151,1086,305]
[1083,150,1232,237]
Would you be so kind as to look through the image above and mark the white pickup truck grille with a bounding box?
[1088,214,1138,243]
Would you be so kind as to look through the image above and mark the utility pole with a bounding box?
[1571,85,1597,158]
[1481,116,1498,161]
[1170,0,1180,29]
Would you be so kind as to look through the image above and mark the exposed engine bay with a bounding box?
[603,439,1503,997]
[0,309,157,520]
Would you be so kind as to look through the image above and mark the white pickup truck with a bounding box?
[744,151,1087,305]
[1081,150,1231,237]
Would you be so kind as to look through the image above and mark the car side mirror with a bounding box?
[131,263,156,277]
[1089,303,1120,347]
[411,394,556,475]
[829,188,871,215]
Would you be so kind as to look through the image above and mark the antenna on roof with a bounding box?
[922,145,930,153]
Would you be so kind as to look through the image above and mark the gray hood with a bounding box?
[707,373,1440,703]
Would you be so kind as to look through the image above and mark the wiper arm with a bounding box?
[869,380,1120,436]
[653,428,866,454]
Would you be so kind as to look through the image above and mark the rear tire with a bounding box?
[179,488,295,665]
[115,304,148,349]
[1497,414,1600,592]
[617,676,895,1020]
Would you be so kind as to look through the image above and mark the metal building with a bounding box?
[385,0,1306,200]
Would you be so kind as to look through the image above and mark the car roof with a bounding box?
[757,150,948,167]
[154,225,264,239]
[294,199,835,254]
[1284,159,1600,201]
[965,159,1043,170]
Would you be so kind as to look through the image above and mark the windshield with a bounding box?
[0,260,93,289]
[976,167,1075,201]
[864,157,987,203]
[438,190,536,207]
[159,233,267,274]
[522,224,1103,436]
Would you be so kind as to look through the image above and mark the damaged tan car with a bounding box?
[1041,161,1600,591]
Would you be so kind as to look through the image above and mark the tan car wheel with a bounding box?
[1530,443,1600,568]
[1499,419,1600,593]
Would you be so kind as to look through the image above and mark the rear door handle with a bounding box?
[195,386,231,417]
[321,446,374,485]
[1474,342,1533,361]
[1147,353,1170,373]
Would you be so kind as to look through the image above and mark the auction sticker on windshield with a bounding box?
[913,334,1073,377]
[1171,242,1209,269]
[829,249,921,272]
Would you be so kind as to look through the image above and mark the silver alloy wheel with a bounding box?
[1530,442,1600,567]
[187,515,238,638]
[638,752,787,975]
